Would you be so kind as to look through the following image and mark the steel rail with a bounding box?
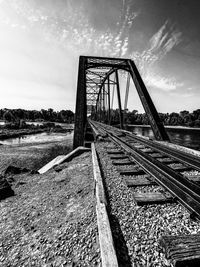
[90,121,200,172]
[110,133,200,219]
[90,121,200,219]
[124,132,200,172]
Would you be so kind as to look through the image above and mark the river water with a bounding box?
[127,125,200,151]
[0,123,199,151]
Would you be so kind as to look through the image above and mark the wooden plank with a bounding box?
[96,203,119,267]
[160,235,200,267]
[133,192,174,205]
[38,146,90,174]
[133,145,145,149]
[171,166,193,172]
[148,153,163,158]
[91,143,107,205]
[183,174,200,182]
[124,177,156,187]
[92,143,118,267]
[158,158,179,163]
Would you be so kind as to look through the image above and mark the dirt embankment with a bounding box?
[0,139,73,174]
[0,151,100,266]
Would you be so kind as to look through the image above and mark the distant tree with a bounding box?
[3,110,16,123]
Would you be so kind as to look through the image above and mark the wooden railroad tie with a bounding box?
[110,155,129,160]
[148,153,163,158]
[158,158,180,164]
[160,234,200,267]
[132,192,174,205]
[183,174,200,183]
[171,166,193,172]
[140,148,154,153]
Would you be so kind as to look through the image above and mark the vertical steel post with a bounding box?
[102,84,105,122]
[95,101,98,120]
[124,73,130,127]
[107,77,111,124]
[73,56,87,149]
[99,90,102,122]
[115,70,124,129]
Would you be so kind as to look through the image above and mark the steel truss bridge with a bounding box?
[71,56,200,259]
[73,56,169,149]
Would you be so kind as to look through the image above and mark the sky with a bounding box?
[0,0,200,113]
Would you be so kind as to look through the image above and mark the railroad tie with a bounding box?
[183,174,200,183]
[171,166,193,172]
[158,158,179,164]
[110,155,129,160]
[160,234,200,267]
[112,160,135,166]
[132,191,174,205]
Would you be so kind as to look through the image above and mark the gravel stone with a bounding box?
[0,151,100,266]
[96,141,200,267]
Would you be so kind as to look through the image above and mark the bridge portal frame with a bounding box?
[73,55,169,149]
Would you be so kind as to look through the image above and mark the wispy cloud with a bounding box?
[130,20,182,91]
[1,0,138,58]
[149,21,182,59]
[0,1,183,93]
[146,73,184,91]
[131,21,182,68]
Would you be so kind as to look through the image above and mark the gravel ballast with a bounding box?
[95,141,200,267]
[0,151,100,267]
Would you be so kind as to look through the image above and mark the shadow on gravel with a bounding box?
[98,155,132,267]
[109,213,132,267]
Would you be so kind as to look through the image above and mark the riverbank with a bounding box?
[0,124,73,141]
[127,124,200,131]
[0,128,46,140]
[0,138,73,174]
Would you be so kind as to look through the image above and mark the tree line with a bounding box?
[1,108,200,127]
[110,109,200,127]
[0,108,74,123]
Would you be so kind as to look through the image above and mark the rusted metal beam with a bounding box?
[73,56,169,149]
[73,56,87,149]
[115,70,124,129]
[128,59,169,141]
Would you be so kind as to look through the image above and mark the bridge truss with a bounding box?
[73,56,169,148]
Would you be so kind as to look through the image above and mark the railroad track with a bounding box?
[89,120,200,220]
[89,120,200,266]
